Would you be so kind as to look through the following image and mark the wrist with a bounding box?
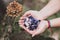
[47,20,53,33]
[44,20,51,28]
[45,21,49,28]
[47,20,51,28]
[45,20,52,28]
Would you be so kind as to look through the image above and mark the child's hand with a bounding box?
[31,20,48,37]
[21,10,44,20]
[19,10,48,37]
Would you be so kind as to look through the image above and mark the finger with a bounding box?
[27,14,32,17]
[32,30,39,37]
[32,34,35,37]
[23,13,31,17]
[19,20,24,23]
[19,22,24,25]
[19,17,26,24]
[31,29,39,37]
[19,20,24,26]
[20,16,26,20]
[32,30,38,37]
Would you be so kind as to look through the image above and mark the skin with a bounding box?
[19,0,60,37]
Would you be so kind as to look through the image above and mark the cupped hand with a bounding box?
[19,10,48,37]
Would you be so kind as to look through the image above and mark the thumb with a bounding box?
[32,31,39,37]
[32,34,35,37]
[32,31,40,37]
[32,29,42,37]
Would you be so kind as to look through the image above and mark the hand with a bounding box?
[19,10,48,37]
[21,10,44,20]
[31,20,48,37]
